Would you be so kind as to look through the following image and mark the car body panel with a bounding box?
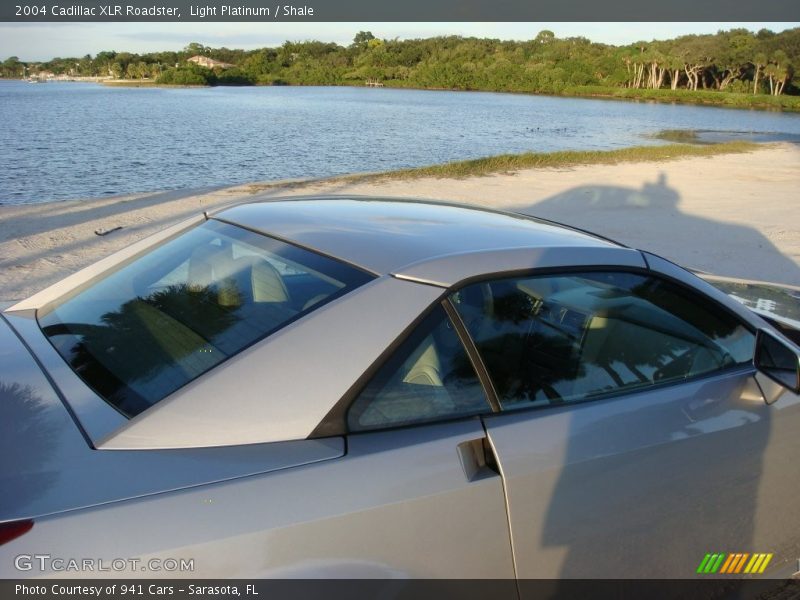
[0,420,515,579]
[484,367,800,579]
[0,316,344,523]
[2,310,127,444]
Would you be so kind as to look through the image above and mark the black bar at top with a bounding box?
[2,0,799,22]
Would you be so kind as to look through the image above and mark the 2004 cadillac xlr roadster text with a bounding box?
[1,197,799,579]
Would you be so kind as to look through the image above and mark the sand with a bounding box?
[1,143,799,301]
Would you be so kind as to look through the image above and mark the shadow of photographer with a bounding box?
[511,172,800,286]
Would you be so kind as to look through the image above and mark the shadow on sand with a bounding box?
[509,173,800,286]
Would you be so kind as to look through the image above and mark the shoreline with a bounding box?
[7,77,792,113]
[1,142,799,300]
[0,141,766,208]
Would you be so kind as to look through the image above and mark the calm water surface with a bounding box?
[2,81,800,204]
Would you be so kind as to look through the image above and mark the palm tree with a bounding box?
[752,52,767,94]
[767,51,792,95]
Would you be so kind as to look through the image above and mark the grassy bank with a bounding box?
[102,80,158,87]
[358,141,763,181]
[103,80,205,88]
[243,141,764,194]
[378,81,800,112]
[559,86,800,112]
[651,130,704,144]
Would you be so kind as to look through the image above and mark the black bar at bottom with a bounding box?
[2,579,799,600]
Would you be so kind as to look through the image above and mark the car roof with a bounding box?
[214,196,621,279]
[6,196,652,450]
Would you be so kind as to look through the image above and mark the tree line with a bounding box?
[2,29,797,96]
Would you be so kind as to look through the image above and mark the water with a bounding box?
[2,81,800,205]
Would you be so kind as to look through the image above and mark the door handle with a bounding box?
[457,437,500,482]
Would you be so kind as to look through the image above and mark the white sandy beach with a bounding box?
[1,143,799,301]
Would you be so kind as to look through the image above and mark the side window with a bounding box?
[347,305,491,431]
[450,271,755,409]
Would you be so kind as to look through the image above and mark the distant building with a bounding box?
[29,70,55,81]
[187,55,235,70]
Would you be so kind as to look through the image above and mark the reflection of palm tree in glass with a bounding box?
[469,275,746,407]
[45,284,240,416]
[474,290,588,405]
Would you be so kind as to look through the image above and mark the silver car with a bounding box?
[1,196,799,580]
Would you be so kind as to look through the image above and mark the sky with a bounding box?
[2,22,799,62]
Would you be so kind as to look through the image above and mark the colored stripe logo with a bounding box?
[696,553,773,574]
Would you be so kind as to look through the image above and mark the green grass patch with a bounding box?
[353,141,762,181]
[243,141,766,194]
[651,129,703,144]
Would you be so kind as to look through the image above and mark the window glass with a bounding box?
[39,220,373,418]
[450,272,754,409]
[348,305,490,431]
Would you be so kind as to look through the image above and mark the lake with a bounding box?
[2,81,800,205]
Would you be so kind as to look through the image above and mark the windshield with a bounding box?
[38,219,373,417]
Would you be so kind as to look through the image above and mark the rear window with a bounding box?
[38,219,373,417]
